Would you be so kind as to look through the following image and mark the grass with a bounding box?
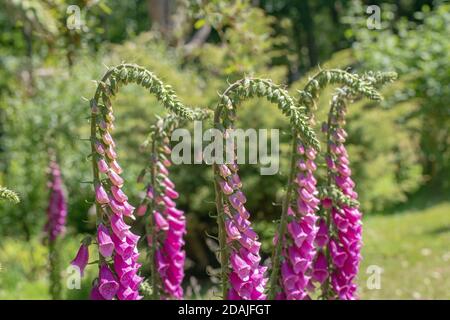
[0,235,96,299]
[0,201,449,299]
[358,201,450,299]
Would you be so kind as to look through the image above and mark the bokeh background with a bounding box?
[0,0,448,299]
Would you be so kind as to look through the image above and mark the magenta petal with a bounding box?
[97,224,114,258]
[71,244,89,276]
[98,265,119,300]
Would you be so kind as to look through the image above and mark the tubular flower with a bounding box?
[45,160,67,242]
[155,156,186,299]
[280,141,320,300]
[325,108,363,300]
[141,117,186,299]
[98,264,119,300]
[219,164,268,300]
[71,243,89,276]
[97,224,114,258]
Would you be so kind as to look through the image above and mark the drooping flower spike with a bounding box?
[276,140,320,300]
[311,72,397,300]
[89,99,142,300]
[220,165,268,300]
[85,64,203,300]
[137,111,209,299]
[320,91,363,300]
[137,114,186,299]
[213,77,320,300]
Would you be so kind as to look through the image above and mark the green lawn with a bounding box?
[358,201,450,299]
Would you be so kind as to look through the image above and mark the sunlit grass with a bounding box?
[358,202,450,299]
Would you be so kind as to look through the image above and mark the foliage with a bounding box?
[0,186,20,204]
[0,234,96,299]
[346,1,450,185]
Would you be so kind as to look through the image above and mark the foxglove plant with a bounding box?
[219,164,268,300]
[138,110,210,299]
[45,156,67,299]
[85,64,199,300]
[213,78,320,300]
[137,114,186,299]
[45,158,67,242]
[276,141,320,300]
[297,70,397,299]
[323,91,363,299]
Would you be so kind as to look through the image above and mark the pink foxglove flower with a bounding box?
[97,224,114,258]
[95,185,109,204]
[218,164,232,178]
[90,285,105,300]
[108,170,124,187]
[142,128,186,299]
[312,251,329,284]
[98,264,119,300]
[106,144,117,160]
[102,132,114,145]
[111,186,128,203]
[315,218,329,248]
[88,77,152,301]
[97,159,109,173]
[137,204,147,216]
[71,244,89,276]
[110,214,130,240]
[280,142,320,300]
[95,140,105,155]
[218,163,267,300]
[109,197,124,215]
[110,160,123,174]
[325,117,363,300]
[154,211,169,231]
[45,160,67,242]
[220,180,233,195]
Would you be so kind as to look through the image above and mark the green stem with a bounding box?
[48,240,61,300]
[267,132,297,299]
[321,103,336,300]
[90,103,106,271]
[213,166,229,300]
[213,103,230,300]
[146,138,160,300]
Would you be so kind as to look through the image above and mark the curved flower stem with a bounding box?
[268,133,297,299]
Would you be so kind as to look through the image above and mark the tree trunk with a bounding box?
[297,0,318,68]
[147,0,172,38]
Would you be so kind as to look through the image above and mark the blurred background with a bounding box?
[0,0,448,299]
